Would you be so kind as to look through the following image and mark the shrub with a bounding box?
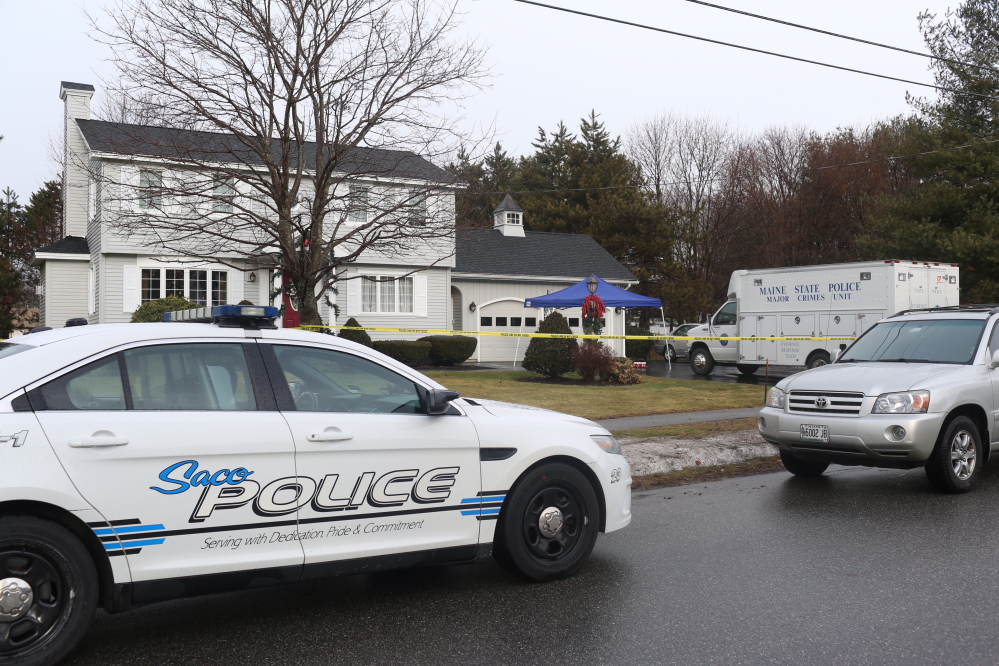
[522,311,577,378]
[625,325,654,360]
[609,357,643,385]
[571,341,617,382]
[338,317,373,347]
[418,335,477,366]
[131,295,199,323]
[372,340,431,366]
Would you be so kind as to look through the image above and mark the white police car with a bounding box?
[0,305,631,664]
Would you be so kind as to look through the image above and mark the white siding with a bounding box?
[332,266,449,339]
[43,260,90,327]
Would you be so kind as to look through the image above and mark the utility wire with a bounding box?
[512,0,999,104]
[683,0,998,75]
[459,137,999,195]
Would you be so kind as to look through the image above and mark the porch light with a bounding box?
[587,276,598,294]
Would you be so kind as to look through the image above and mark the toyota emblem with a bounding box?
[815,397,828,408]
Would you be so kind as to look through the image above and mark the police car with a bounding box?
[0,305,631,665]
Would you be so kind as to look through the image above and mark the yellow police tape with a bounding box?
[298,324,856,343]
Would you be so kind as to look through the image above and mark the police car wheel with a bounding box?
[0,516,98,666]
[493,463,600,582]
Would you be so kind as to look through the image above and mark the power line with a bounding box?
[512,0,999,104]
[683,0,998,75]
[458,137,999,195]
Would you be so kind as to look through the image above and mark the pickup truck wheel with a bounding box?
[0,515,97,666]
[805,351,831,369]
[925,416,982,493]
[689,348,714,376]
[779,450,829,477]
[492,463,600,582]
[736,364,758,376]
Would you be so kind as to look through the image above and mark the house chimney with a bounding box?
[492,193,525,238]
[60,82,95,239]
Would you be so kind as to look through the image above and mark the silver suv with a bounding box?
[758,306,999,493]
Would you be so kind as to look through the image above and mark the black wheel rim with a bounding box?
[521,483,587,565]
[0,547,68,656]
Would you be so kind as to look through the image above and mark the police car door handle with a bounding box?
[69,436,129,448]
[307,430,353,443]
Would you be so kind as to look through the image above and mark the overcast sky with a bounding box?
[0,0,957,201]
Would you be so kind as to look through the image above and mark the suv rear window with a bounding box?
[840,319,986,364]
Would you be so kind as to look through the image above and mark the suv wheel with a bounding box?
[689,348,714,376]
[779,450,829,477]
[0,516,97,666]
[493,463,600,582]
[926,416,982,493]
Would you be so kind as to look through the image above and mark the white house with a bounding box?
[35,82,638,363]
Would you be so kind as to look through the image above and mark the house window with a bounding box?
[525,317,537,327]
[568,317,580,327]
[480,317,492,327]
[495,317,508,326]
[408,190,427,225]
[141,269,161,303]
[361,275,414,313]
[348,185,369,224]
[139,169,163,210]
[139,267,227,305]
[511,317,522,327]
[505,212,521,225]
[189,270,207,306]
[165,269,185,298]
[212,271,228,306]
[213,177,235,213]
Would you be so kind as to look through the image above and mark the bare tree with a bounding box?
[87,0,487,325]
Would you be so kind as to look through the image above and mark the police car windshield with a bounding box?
[839,319,985,365]
[0,342,30,362]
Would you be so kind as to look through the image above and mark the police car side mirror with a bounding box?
[419,387,460,415]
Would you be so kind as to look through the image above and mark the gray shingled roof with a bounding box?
[76,119,456,184]
[36,236,89,255]
[455,229,636,281]
[493,193,524,213]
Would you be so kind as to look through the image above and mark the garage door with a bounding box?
[477,302,583,362]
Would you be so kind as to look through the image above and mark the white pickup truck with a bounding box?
[686,261,960,376]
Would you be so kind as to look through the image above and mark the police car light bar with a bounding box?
[163,304,279,328]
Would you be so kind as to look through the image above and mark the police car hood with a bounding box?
[778,362,960,395]
[463,398,600,428]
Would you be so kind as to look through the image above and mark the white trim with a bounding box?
[453,272,637,285]
[32,253,90,262]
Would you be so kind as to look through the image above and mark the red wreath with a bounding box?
[582,294,606,319]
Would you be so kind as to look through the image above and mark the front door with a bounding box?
[33,342,302,583]
[260,342,482,567]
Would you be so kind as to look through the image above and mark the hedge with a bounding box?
[625,326,654,360]
[372,340,432,366]
[338,317,373,347]
[417,335,477,366]
[522,311,576,378]
[131,296,199,323]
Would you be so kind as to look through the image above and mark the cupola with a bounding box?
[493,193,525,237]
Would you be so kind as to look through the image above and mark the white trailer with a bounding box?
[686,260,961,376]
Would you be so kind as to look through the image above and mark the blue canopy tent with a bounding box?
[524,275,662,309]
[522,275,667,366]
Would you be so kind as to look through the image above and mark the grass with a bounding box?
[426,370,763,420]
[631,456,784,491]
[612,417,759,439]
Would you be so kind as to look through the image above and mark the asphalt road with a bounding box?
[646,359,800,384]
[66,462,999,665]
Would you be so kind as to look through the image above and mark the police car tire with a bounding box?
[0,515,98,666]
[493,463,600,582]
[779,450,829,477]
[689,348,714,376]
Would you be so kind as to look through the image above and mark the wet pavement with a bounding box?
[67,462,999,665]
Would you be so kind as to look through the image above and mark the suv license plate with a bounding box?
[800,425,829,443]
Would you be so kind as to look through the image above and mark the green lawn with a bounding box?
[424,371,765,420]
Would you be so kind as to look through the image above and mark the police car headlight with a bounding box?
[766,387,785,409]
[873,391,930,414]
[591,434,622,456]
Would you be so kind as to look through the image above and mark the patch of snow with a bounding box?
[621,430,778,476]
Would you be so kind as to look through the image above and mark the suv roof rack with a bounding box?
[889,304,999,318]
